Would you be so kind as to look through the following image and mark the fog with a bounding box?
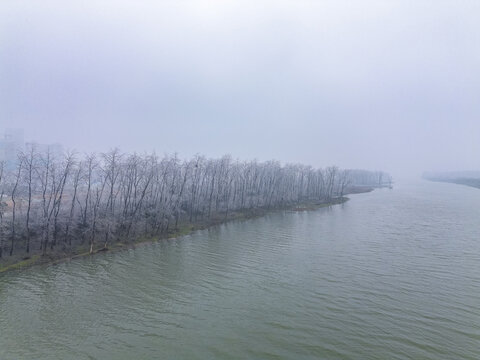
[1,0,479,178]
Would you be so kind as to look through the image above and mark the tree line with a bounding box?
[0,148,390,258]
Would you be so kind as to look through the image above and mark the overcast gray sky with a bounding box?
[1,0,479,177]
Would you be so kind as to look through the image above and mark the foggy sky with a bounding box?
[1,0,479,177]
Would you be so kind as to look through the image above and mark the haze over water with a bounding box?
[2,1,480,175]
[1,181,479,360]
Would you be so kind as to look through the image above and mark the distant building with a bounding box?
[0,128,25,167]
[0,128,65,167]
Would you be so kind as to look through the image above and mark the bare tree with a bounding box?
[64,158,82,248]
[20,147,37,253]
[338,170,351,197]
[0,161,5,258]
[0,149,389,260]
[10,159,23,256]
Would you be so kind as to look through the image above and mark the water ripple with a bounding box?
[1,181,480,359]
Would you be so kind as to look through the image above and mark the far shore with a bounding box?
[0,187,375,275]
[426,177,480,190]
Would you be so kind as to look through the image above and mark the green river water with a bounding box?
[1,181,479,359]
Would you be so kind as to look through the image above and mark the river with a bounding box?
[1,180,479,359]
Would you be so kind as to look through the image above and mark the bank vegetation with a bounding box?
[0,149,390,268]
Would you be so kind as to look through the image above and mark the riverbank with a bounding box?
[0,192,370,274]
[426,177,480,190]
